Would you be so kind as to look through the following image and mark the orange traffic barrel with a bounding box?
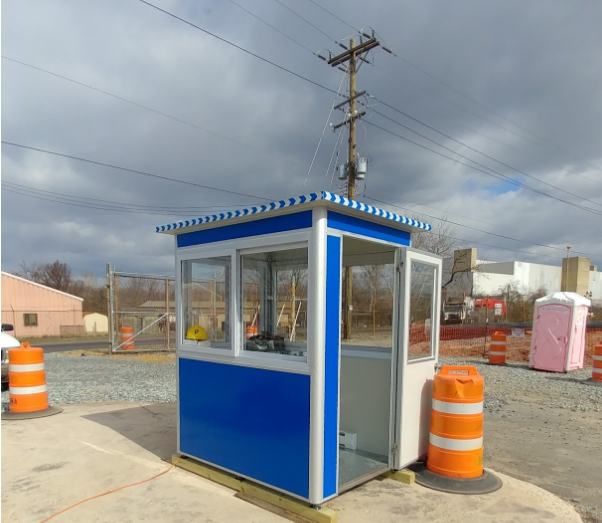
[121,325,135,350]
[246,325,258,339]
[593,344,602,382]
[489,331,507,364]
[8,342,49,413]
[427,365,484,479]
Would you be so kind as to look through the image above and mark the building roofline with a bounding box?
[155,191,432,235]
[1,271,84,301]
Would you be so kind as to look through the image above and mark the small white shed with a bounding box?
[83,313,109,334]
[530,292,590,373]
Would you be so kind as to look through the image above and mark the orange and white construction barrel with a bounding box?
[593,343,602,382]
[121,325,135,350]
[8,342,49,413]
[489,331,507,365]
[427,365,484,479]
[246,325,258,339]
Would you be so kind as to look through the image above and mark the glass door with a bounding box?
[392,247,442,470]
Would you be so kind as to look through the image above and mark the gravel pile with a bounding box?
[1,353,176,411]
[440,357,602,413]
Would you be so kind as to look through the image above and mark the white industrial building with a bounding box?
[443,249,602,306]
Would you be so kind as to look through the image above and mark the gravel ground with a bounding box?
[4,353,598,413]
[3,353,600,521]
[440,357,602,413]
[1,353,176,411]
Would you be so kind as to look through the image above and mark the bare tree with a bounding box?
[412,218,456,258]
[17,260,73,292]
[411,218,480,296]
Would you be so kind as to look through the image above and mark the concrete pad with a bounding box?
[1,402,285,523]
[328,472,581,523]
[1,402,582,523]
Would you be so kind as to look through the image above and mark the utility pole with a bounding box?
[328,36,382,339]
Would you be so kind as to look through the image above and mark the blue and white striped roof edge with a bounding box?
[155,191,431,233]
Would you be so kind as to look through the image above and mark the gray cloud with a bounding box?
[2,0,601,280]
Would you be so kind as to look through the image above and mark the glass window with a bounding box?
[408,261,436,360]
[241,247,308,358]
[182,257,231,349]
[23,313,38,327]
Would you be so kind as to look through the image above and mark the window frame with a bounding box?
[175,231,312,374]
[238,241,310,364]
[23,313,38,327]
[401,253,441,364]
[178,246,237,358]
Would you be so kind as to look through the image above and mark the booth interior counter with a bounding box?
[156,191,442,506]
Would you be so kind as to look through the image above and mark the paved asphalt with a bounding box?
[42,340,110,353]
[41,338,169,353]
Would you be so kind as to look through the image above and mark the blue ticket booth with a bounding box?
[156,191,442,505]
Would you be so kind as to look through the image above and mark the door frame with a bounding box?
[389,247,442,470]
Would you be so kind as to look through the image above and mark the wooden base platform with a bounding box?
[171,454,338,523]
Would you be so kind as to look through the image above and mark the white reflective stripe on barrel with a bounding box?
[489,351,506,356]
[432,399,483,415]
[593,355,602,361]
[429,434,483,451]
[593,368,602,374]
[9,384,47,395]
[9,363,45,372]
[490,341,506,345]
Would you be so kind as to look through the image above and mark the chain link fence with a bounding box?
[107,264,175,353]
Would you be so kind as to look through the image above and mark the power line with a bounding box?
[2,185,220,216]
[304,72,347,186]
[370,100,602,209]
[215,0,601,209]
[301,1,602,172]
[137,0,339,96]
[365,196,589,262]
[1,56,287,161]
[368,62,602,187]
[364,195,602,258]
[271,0,341,46]
[1,141,273,201]
[362,120,602,217]
[384,49,602,173]
[2,180,259,213]
[224,0,315,54]
[303,0,357,32]
[9,52,597,211]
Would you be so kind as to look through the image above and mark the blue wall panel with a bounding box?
[327,211,410,245]
[323,235,341,498]
[177,210,312,248]
[179,359,310,498]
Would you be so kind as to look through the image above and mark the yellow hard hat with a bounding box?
[186,325,207,341]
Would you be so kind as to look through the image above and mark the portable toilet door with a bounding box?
[530,292,590,372]
[530,301,571,372]
[567,304,588,371]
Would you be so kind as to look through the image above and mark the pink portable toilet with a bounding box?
[530,292,590,373]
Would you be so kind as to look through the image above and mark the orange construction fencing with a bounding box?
[593,344,602,382]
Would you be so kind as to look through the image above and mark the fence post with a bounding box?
[107,263,116,353]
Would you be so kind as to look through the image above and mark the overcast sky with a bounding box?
[2,0,601,280]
